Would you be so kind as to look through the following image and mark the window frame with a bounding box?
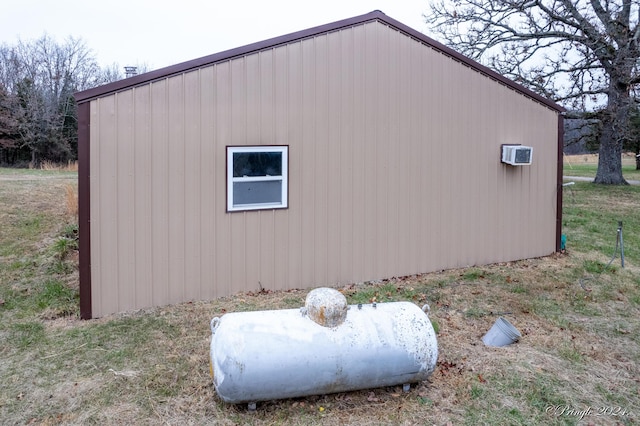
[226,145,289,212]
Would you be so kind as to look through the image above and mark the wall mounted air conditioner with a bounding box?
[501,145,533,166]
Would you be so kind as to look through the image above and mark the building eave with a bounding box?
[74,10,564,113]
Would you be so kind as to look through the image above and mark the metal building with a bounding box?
[75,11,564,319]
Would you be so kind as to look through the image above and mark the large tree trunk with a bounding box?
[594,79,629,185]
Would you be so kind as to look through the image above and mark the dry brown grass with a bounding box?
[15,256,636,426]
[64,183,78,218]
[39,160,79,171]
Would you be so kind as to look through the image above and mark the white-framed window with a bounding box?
[227,146,288,212]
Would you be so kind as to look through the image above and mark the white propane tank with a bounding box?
[209,287,438,405]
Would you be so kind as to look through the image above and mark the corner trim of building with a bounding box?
[556,113,564,252]
[78,102,92,319]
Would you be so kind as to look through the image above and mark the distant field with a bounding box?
[564,152,640,180]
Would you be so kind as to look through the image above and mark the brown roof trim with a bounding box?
[77,102,92,319]
[74,10,564,113]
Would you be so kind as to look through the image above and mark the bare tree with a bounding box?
[426,0,639,184]
[0,35,107,165]
[631,100,640,169]
[0,84,20,164]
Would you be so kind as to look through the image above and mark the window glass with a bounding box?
[227,146,288,212]
[233,152,282,177]
[233,181,283,205]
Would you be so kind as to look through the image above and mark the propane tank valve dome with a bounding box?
[305,287,348,327]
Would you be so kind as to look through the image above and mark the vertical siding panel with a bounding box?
[389,32,411,275]
[259,212,276,290]
[427,49,444,271]
[245,212,260,291]
[386,28,401,277]
[404,40,421,275]
[260,50,275,143]
[97,96,118,316]
[374,23,388,279]
[433,49,446,270]
[116,91,136,312]
[363,22,379,281]
[184,70,202,301]
[537,108,555,253]
[375,24,390,278]
[488,83,503,263]
[89,101,103,316]
[351,24,366,281]
[259,51,276,290]
[246,54,264,291]
[326,30,343,285]
[534,108,547,252]
[440,50,454,268]
[414,41,429,273]
[230,211,247,291]
[300,38,316,286]
[456,66,475,267]
[405,39,418,272]
[243,53,262,291]
[262,57,278,291]
[482,79,499,266]
[527,108,540,252]
[273,46,290,289]
[500,92,520,260]
[503,98,521,258]
[230,58,247,290]
[246,54,260,143]
[231,58,248,144]
[475,77,495,265]
[474,72,489,264]
[314,34,329,285]
[411,42,425,274]
[494,88,507,262]
[419,45,433,272]
[199,65,216,299]
[498,87,514,262]
[524,107,537,251]
[337,28,354,282]
[287,42,303,289]
[168,75,186,303]
[446,57,463,268]
[133,86,152,309]
[215,62,232,296]
[150,80,170,308]
[449,63,466,266]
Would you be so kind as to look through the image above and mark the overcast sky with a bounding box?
[1,0,431,72]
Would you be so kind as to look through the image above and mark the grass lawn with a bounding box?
[1,168,639,425]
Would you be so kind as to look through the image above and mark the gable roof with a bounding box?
[74,10,563,112]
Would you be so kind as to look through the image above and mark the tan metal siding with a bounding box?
[132,85,152,310]
[149,80,170,309]
[198,65,217,300]
[89,21,559,317]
